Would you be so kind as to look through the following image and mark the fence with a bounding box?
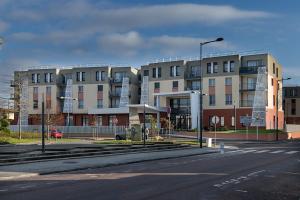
[9,125,127,138]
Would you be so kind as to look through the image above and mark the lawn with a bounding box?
[0,136,82,145]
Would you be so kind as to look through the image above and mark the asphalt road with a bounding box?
[0,141,299,200]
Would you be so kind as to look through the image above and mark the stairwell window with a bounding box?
[152,67,161,78]
[170,66,180,77]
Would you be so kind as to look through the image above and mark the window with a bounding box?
[170,66,180,77]
[172,81,178,88]
[78,99,84,109]
[209,79,215,87]
[37,74,40,83]
[152,67,161,78]
[191,81,200,90]
[109,115,116,126]
[143,70,149,76]
[82,116,89,126]
[78,85,84,92]
[31,73,40,83]
[97,99,103,108]
[230,61,235,72]
[31,74,35,83]
[33,87,38,94]
[247,60,262,67]
[154,82,160,89]
[223,61,229,72]
[276,68,278,78]
[76,72,85,82]
[44,73,53,83]
[96,116,102,126]
[271,78,273,86]
[225,94,232,105]
[292,99,296,104]
[291,108,296,115]
[225,77,232,86]
[209,95,215,106]
[207,63,212,74]
[46,86,51,94]
[213,62,218,73]
[33,100,38,109]
[96,71,100,81]
[191,66,200,77]
[273,63,276,74]
[97,85,103,92]
[273,95,275,106]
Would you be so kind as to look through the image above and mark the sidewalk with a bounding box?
[0,147,217,180]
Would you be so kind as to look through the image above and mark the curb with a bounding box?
[40,150,218,175]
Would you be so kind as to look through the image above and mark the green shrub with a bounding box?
[0,137,11,144]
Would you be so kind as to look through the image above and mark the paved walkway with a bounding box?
[0,147,217,180]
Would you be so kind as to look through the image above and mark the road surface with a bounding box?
[0,141,299,200]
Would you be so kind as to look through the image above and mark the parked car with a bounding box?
[50,129,63,138]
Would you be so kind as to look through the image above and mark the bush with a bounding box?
[0,137,11,144]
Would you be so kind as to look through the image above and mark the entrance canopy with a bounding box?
[128,104,166,113]
[153,91,193,97]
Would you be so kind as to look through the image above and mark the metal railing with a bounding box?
[240,83,256,91]
[9,125,127,138]
[240,100,253,107]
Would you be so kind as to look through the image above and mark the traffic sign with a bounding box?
[211,116,219,124]
[240,116,252,126]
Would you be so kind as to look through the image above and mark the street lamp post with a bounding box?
[199,37,224,148]
[276,77,291,141]
[59,96,77,126]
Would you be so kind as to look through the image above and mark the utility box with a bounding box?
[207,138,212,147]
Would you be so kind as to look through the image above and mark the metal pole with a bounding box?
[143,103,146,146]
[234,103,237,132]
[256,125,258,141]
[199,44,203,148]
[276,80,279,141]
[42,93,45,153]
[18,83,22,140]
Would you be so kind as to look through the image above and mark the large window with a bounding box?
[209,79,215,87]
[97,99,103,108]
[209,95,216,106]
[225,94,232,105]
[172,81,178,88]
[152,67,161,78]
[76,72,85,82]
[78,100,84,109]
[96,71,105,81]
[143,70,149,76]
[191,81,200,90]
[170,66,180,77]
[207,63,212,74]
[154,82,160,89]
[247,60,263,67]
[225,77,232,86]
[97,85,103,92]
[213,62,218,73]
[44,73,53,83]
[31,73,40,83]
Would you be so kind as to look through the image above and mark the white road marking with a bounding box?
[286,151,299,154]
[0,189,8,192]
[284,172,300,175]
[254,150,270,153]
[241,150,257,153]
[270,150,285,154]
[235,189,248,193]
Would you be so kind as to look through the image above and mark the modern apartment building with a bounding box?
[141,53,283,130]
[283,86,300,124]
[11,53,284,130]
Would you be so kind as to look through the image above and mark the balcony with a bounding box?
[240,100,253,107]
[110,91,121,97]
[239,66,259,74]
[111,77,131,84]
[185,71,201,80]
[240,83,256,91]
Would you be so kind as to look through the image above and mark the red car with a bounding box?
[50,129,63,138]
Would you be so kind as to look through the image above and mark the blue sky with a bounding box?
[0,0,300,96]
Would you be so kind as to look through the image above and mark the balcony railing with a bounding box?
[111,77,131,83]
[240,83,256,91]
[185,71,201,79]
[110,91,122,97]
[239,66,259,74]
[240,100,253,107]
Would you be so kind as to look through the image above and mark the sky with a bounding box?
[0,0,300,97]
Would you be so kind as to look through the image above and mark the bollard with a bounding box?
[207,138,212,148]
[220,142,224,154]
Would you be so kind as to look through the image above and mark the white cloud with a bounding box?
[98,31,235,57]
[98,31,143,56]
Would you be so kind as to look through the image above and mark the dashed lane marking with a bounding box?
[254,150,270,153]
[286,151,299,154]
[270,150,285,154]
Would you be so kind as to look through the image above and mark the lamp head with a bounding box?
[216,37,224,42]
